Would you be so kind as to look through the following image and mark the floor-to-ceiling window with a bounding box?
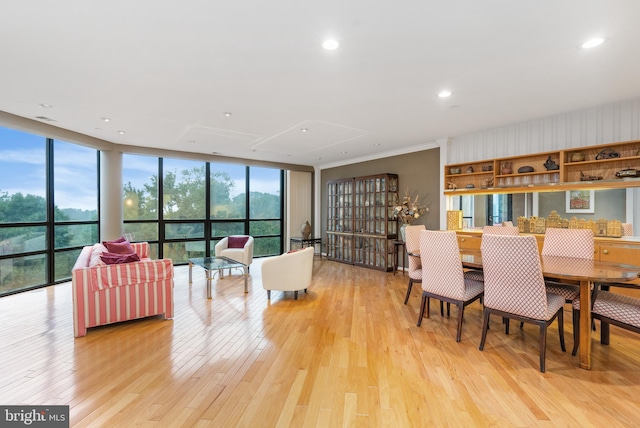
[123,154,159,258]
[123,156,284,263]
[0,126,99,296]
[249,166,283,256]
[162,158,207,264]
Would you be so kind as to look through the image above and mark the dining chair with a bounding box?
[541,228,594,334]
[403,224,425,304]
[482,225,520,235]
[572,288,640,356]
[480,234,566,372]
[417,230,484,342]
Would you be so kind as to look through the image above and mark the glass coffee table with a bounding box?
[188,256,248,299]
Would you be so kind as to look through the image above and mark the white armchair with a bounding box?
[214,235,254,268]
[261,247,314,300]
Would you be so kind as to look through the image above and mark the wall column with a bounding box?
[437,138,451,230]
[100,150,123,240]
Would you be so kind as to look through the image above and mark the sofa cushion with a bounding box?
[228,236,249,248]
[100,251,141,265]
[103,239,135,254]
[89,243,108,267]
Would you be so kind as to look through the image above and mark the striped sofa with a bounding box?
[72,242,174,337]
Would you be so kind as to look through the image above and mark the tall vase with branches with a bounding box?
[392,189,428,240]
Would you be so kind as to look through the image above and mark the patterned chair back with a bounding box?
[483,225,520,235]
[419,230,465,300]
[405,225,425,274]
[481,234,548,320]
[542,228,593,260]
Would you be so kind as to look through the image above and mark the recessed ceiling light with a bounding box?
[373,143,381,146]
[581,37,605,49]
[118,130,125,135]
[323,39,340,50]
[300,128,309,132]
[223,112,232,117]
[341,151,348,154]
[188,140,196,144]
[101,117,111,122]
[39,103,52,108]
[438,90,452,98]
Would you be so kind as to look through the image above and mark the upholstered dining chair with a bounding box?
[482,225,520,236]
[480,234,566,372]
[571,288,640,357]
[541,228,594,333]
[403,224,425,304]
[417,230,484,342]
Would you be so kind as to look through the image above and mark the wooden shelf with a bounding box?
[444,140,640,195]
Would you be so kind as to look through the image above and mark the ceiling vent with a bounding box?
[35,116,56,122]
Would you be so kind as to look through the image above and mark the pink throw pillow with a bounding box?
[228,236,249,249]
[103,240,135,254]
[89,243,108,267]
[100,252,141,265]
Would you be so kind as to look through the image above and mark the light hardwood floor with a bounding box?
[1,257,640,427]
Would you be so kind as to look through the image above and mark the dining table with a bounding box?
[409,249,640,370]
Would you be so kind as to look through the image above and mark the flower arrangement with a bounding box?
[392,190,428,224]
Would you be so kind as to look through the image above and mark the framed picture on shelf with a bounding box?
[566,190,595,213]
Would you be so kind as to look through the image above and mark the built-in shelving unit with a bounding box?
[444,140,640,195]
[327,174,399,271]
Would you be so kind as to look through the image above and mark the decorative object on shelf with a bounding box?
[546,210,561,228]
[596,148,620,160]
[447,210,463,230]
[615,167,640,178]
[580,171,603,181]
[465,184,475,188]
[466,166,474,173]
[392,189,428,225]
[543,156,559,171]
[449,167,461,175]
[596,219,608,236]
[482,164,493,171]
[481,177,494,189]
[566,189,595,213]
[447,180,457,190]
[518,166,534,173]
[607,219,622,237]
[570,152,585,162]
[500,161,513,175]
[301,221,312,239]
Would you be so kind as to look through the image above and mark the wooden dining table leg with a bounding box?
[579,280,592,370]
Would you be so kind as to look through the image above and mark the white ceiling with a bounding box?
[2,0,640,168]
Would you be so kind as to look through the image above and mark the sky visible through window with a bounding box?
[0,127,98,211]
[2,126,280,214]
